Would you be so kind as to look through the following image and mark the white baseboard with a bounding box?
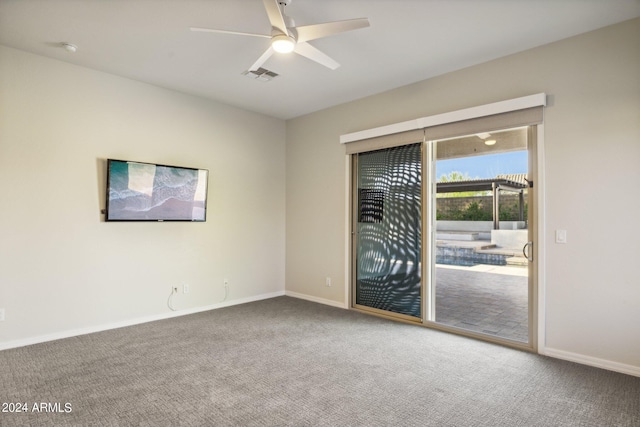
[543,347,640,377]
[0,291,285,351]
[285,290,348,309]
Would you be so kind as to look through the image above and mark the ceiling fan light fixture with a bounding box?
[272,34,295,53]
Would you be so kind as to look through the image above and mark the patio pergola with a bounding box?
[437,175,528,229]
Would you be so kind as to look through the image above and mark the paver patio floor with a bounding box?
[434,264,529,342]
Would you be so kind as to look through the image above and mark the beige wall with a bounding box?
[0,46,286,345]
[286,19,640,371]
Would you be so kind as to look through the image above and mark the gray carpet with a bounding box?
[1,296,638,426]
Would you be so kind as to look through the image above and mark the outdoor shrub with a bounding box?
[437,196,527,222]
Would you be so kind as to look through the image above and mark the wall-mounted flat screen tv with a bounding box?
[106,159,208,222]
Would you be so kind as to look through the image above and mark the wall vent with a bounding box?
[242,67,279,82]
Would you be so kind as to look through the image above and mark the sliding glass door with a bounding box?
[350,126,537,350]
[352,143,422,320]
[430,127,534,344]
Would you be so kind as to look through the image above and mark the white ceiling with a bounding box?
[1,0,639,120]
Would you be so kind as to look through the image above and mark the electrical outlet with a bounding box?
[0,308,4,321]
[183,284,190,294]
[325,277,332,287]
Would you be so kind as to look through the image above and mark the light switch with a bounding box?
[556,229,567,244]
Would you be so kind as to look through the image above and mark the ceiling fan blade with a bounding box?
[262,0,289,36]
[294,42,340,70]
[295,18,370,43]
[190,27,270,38]
[249,46,275,71]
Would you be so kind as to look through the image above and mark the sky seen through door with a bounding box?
[436,151,527,180]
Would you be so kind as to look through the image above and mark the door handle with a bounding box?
[522,241,533,262]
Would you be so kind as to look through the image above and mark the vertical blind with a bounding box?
[355,143,422,318]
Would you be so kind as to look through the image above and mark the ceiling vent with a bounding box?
[242,67,279,82]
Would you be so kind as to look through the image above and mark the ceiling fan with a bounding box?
[190,0,370,71]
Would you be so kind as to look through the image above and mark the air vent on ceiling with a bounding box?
[242,67,279,82]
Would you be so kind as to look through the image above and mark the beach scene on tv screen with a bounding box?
[108,161,207,221]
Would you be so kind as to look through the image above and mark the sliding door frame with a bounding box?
[344,94,547,354]
[421,125,539,352]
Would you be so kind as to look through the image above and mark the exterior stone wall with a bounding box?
[436,194,526,220]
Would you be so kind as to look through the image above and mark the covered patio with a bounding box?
[437,174,529,230]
